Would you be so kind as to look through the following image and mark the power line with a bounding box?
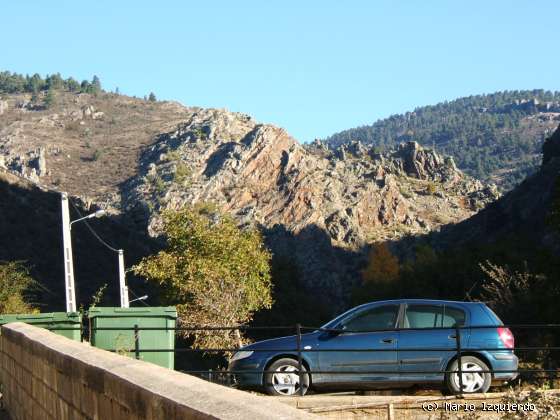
[68,198,120,253]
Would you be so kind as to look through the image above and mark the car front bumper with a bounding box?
[228,357,265,387]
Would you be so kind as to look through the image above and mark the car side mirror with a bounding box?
[330,324,346,336]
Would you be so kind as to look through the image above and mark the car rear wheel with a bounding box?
[264,358,310,396]
[445,356,491,394]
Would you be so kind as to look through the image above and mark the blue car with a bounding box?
[228,299,518,396]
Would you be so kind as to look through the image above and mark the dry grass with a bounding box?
[0,91,193,201]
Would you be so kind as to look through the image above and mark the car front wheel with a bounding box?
[445,356,492,394]
[264,358,310,396]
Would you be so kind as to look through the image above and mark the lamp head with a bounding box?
[88,209,106,219]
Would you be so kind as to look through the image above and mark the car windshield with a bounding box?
[319,303,399,332]
[319,306,363,331]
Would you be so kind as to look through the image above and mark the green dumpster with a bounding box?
[88,307,177,369]
[0,312,82,341]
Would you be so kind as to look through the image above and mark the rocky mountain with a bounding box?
[118,109,499,302]
[122,109,498,243]
[325,90,560,191]
[0,89,501,306]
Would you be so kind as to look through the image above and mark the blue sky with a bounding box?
[3,1,559,142]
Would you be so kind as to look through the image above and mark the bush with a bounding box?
[0,261,38,314]
[173,163,191,185]
[133,205,272,350]
[426,181,437,195]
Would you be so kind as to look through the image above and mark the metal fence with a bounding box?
[42,323,560,397]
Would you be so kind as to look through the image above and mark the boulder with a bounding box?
[82,105,95,118]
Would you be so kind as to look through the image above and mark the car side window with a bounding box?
[404,305,443,329]
[404,305,466,328]
[442,306,466,327]
[340,305,399,332]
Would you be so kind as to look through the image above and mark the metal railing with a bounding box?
[42,323,560,397]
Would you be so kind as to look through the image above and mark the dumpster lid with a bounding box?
[0,312,81,323]
[87,307,177,318]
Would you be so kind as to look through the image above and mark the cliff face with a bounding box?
[122,108,497,241]
[119,109,498,301]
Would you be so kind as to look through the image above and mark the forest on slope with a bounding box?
[325,90,560,191]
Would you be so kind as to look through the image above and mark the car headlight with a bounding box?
[230,351,254,362]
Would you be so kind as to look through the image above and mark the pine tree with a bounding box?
[148,92,156,102]
[91,75,102,92]
[66,77,80,92]
[80,80,91,93]
[44,88,56,108]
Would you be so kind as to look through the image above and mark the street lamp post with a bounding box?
[60,192,106,312]
[118,250,129,308]
[61,193,76,312]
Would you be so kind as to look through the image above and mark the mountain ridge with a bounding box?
[324,90,560,191]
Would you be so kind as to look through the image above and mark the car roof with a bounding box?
[358,299,480,307]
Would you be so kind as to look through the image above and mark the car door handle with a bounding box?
[380,338,395,344]
[448,334,457,339]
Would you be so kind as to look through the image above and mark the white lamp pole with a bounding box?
[118,249,129,308]
[61,192,76,313]
[61,192,106,313]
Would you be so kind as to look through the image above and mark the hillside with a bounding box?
[403,125,560,324]
[325,90,560,191]
[0,83,499,307]
[438,124,560,253]
[0,84,192,203]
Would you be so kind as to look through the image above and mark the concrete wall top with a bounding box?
[0,322,314,420]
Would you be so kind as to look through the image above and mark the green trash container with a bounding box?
[0,312,82,341]
[88,307,177,369]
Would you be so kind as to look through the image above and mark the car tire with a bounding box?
[264,358,310,396]
[445,355,491,394]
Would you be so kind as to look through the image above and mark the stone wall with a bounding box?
[0,323,313,420]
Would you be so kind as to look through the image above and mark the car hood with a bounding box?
[242,332,317,351]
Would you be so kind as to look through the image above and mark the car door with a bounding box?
[318,304,400,385]
[398,304,469,381]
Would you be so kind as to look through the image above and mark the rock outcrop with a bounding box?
[120,108,499,302]
[123,110,497,242]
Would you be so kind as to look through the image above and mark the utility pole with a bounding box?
[61,192,77,312]
[118,249,129,308]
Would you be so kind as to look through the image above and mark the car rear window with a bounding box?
[442,306,466,327]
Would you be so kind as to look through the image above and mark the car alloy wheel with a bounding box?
[446,356,491,394]
[272,365,301,395]
[453,361,487,392]
[264,357,310,396]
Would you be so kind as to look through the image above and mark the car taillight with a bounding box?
[497,327,514,349]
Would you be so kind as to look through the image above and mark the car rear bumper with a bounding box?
[488,352,519,381]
